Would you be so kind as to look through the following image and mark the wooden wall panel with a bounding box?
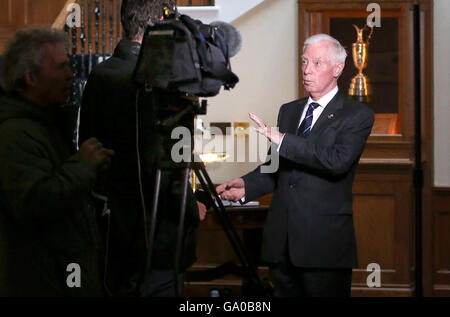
[24,0,68,27]
[0,0,69,53]
[351,163,415,296]
[354,193,396,269]
[0,0,13,52]
[0,0,12,26]
[0,0,69,28]
[436,214,450,270]
[432,188,450,296]
[0,0,13,53]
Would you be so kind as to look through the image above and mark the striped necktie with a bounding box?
[297,102,319,137]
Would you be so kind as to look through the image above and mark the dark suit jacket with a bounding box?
[243,91,374,269]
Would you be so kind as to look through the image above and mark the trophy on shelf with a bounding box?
[348,24,374,103]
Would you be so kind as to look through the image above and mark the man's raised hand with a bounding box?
[249,112,283,144]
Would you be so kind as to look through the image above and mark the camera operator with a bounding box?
[79,0,206,297]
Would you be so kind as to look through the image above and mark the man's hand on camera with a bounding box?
[76,137,115,171]
[216,178,245,202]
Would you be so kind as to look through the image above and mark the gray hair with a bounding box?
[1,26,69,93]
[303,33,347,64]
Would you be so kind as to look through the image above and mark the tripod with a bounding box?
[137,92,272,297]
[193,160,272,296]
[141,160,272,297]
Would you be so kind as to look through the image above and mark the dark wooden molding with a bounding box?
[430,186,450,296]
[432,187,450,193]
[419,0,435,297]
[176,0,215,6]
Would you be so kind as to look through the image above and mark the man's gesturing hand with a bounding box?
[76,137,115,171]
[249,112,283,144]
[216,177,245,202]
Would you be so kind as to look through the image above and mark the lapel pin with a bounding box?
[328,114,334,119]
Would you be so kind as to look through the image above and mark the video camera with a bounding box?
[133,11,239,98]
[132,8,241,163]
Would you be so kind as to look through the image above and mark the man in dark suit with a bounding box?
[216,34,374,297]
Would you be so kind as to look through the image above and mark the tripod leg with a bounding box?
[140,168,162,297]
[173,167,190,297]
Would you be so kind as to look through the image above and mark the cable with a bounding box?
[91,191,112,297]
[135,89,149,254]
[103,206,111,297]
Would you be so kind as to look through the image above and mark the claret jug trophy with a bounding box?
[348,24,374,102]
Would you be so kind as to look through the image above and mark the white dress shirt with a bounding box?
[276,86,339,151]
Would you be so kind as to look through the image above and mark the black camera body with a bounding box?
[133,14,238,98]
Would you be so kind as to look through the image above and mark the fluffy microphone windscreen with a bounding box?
[210,21,242,58]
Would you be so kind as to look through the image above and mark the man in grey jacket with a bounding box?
[0,27,114,296]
